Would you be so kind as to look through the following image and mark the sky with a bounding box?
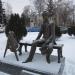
[2,0,75,15]
[2,0,32,15]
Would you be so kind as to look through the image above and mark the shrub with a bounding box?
[68,26,75,36]
[55,26,62,38]
[5,14,27,42]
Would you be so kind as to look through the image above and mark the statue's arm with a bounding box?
[46,35,53,44]
[36,25,43,40]
[36,31,42,40]
[42,35,53,47]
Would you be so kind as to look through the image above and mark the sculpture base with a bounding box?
[0,52,65,75]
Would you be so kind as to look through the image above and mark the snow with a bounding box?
[0,71,10,75]
[21,70,40,75]
[1,52,64,75]
[0,32,75,75]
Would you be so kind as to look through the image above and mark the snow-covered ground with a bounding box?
[0,32,75,75]
[0,71,10,75]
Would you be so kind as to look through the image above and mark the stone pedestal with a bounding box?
[0,52,65,75]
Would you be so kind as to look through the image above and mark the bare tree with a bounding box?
[29,10,37,26]
[47,0,55,16]
[21,5,31,26]
[33,0,47,26]
[22,5,31,17]
[34,0,46,15]
[54,0,74,27]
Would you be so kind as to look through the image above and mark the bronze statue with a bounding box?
[23,11,55,63]
[4,31,19,61]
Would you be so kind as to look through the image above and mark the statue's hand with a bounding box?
[33,39,37,42]
[33,40,35,43]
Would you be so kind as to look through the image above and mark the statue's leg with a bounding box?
[46,47,53,63]
[18,44,22,55]
[14,51,19,61]
[46,49,50,63]
[4,44,8,58]
[22,39,45,63]
[23,42,38,63]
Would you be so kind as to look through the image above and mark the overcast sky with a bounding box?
[2,0,75,15]
[2,0,31,15]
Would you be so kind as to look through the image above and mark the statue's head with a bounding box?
[42,11,49,23]
[9,31,14,36]
[42,11,54,24]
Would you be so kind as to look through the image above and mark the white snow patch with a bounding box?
[0,71,10,75]
[0,32,75,75]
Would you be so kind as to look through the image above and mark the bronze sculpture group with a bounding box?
[4,11,56,63]
[23,11,55,63]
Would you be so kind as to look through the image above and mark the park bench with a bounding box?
[19,42,64,63]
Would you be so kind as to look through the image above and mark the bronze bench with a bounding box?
[19,42,64,63]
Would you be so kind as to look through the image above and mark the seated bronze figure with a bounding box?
[23,11,55,63]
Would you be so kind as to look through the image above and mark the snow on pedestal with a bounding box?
[0,71,10,75]
[0,52,65,75]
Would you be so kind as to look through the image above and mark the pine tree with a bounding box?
[3,9,7,25]
[5,14,27,42]
[21,13,30,26]
[68,26,75,36]
[0,0,6,26]
[0,0,3,24]
[55,26,62,38]
[68,27,72,36]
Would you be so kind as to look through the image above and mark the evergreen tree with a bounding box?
[5,14,27,42]
[68,27,72,36]
[0,0,6,25]
[68,26,75,36]
[55,26,62,38]
[3,9,7,25]
[21,13,30,26]
[0,0,3,24]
